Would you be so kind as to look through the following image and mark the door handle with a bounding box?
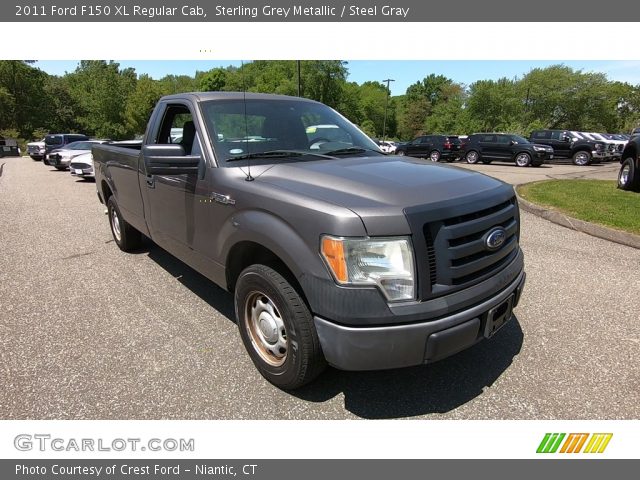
[146,175,155,188]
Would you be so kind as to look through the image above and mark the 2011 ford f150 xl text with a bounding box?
[93,92,526,390]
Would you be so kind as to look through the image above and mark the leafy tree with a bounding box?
[0,61,50,137]
[124,74,164,136]
[199,68,227,92]
[66,61,136,139]
[158,74,198,95]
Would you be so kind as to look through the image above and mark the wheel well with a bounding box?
[622,145,637,164]
[226,241,304,297]
[101,180,113,204]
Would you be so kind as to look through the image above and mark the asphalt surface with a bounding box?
[1,157,638,419]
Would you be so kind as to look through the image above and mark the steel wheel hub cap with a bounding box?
[258,311,278,343]
[111,210,121,241]
[246,292,287,366]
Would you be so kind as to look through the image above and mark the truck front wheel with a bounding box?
[107,196,142,252]
[235,264,326,390]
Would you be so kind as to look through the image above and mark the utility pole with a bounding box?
[382,78,395,142]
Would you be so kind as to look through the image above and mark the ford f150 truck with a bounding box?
[93,92,526,390]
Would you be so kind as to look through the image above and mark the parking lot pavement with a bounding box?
[454,160,620,185]
[1,157,639,419]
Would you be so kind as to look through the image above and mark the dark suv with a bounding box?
[395,135,462,162]
[530,129,606,166]
[43,133,89,164]
[463,133,553,167]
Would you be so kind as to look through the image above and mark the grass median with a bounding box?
[517,179,640,235]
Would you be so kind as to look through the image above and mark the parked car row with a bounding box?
[27,133,108,180]
[394,129,631,167]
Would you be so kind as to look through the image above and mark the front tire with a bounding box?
[573,150,592,166]
[107,196,142,252]
[515,152,532,167]
[465,150,480,164]
[618,157,640,192]
[235,264,326,390]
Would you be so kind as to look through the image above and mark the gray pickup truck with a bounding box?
[93,92,526,390]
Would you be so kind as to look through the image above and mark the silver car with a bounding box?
[48,140,107,170]
[69,152,95,179]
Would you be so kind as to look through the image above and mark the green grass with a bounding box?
[517,180,640,235]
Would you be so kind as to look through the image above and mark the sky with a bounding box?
[34,60,640,97]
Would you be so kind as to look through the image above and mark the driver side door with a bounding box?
[141,102,209,261]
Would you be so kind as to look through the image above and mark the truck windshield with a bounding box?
[45,135,63,145]
[200,98,382,163]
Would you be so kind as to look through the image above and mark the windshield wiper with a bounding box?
[226,150,334,162]
[322,147,382,156]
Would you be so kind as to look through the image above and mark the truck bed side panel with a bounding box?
[93,144,149,237]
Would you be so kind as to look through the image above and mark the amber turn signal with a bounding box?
[321,236,348,283]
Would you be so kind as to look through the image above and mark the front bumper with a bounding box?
[69,164,94,178]
[314,270,526,371]
[48,155,71,167]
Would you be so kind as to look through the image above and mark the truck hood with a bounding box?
[256,156,509,235]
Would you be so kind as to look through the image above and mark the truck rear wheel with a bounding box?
[235,264,326,390]
[107,196,142,252]
[618,157,640,192]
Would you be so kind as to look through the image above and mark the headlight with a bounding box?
[321,236,415,301]
[533,146,546,152]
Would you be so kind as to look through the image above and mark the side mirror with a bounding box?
[510,140,516,146]
[562,135,571,142]
[143,144,200,175]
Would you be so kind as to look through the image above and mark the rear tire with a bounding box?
[235,264,326,390]
[618,157,640,192]
[429,150,441,162]
[396,150,405,156]
[107,196,142,252]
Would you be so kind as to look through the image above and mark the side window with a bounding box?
[155,104,197,155]
[533,131,549,140]
[496,135,510,144]
[550,131,561,140]
[480,135,495,143]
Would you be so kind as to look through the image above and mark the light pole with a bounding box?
[382,78,395,142]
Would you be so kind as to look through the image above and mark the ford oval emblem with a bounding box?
[485,227,507,251]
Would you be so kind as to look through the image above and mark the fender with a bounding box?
[219,208,336,285]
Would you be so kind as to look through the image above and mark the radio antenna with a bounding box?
[241,60,254,181]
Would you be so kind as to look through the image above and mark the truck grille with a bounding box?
[423,197,518,292]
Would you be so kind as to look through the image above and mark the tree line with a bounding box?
[1,60,639,149]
